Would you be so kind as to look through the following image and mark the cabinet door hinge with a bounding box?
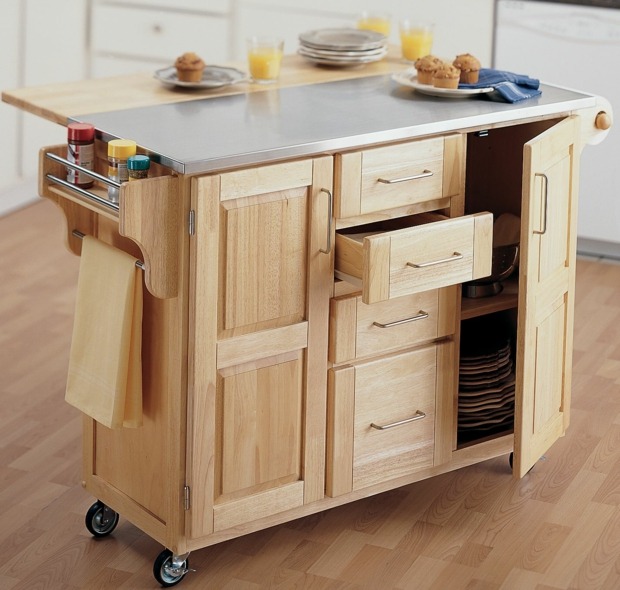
[188,210,196,236]
[184,485,191,510]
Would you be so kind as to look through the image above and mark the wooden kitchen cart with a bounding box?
[3,57,612,586]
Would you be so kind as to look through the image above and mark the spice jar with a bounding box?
[127,155,150,181]
[107,139,137,202]
[67,123,95,188]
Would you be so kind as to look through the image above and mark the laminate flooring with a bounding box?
[1,200,620,590]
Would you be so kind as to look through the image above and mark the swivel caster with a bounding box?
[153,549,192,587]
[85,500,119,537]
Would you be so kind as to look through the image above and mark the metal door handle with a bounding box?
[370,410,426,430]
[319,188,333,254]
[533,173,548,235]
[407,252,462,269]
[372,311,429,328]
[377,169,433,184]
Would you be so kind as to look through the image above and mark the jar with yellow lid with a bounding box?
[108,139,137,202]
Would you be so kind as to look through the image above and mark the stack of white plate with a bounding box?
[298,28,388,67]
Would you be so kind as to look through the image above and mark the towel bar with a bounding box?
[72,230,146,271]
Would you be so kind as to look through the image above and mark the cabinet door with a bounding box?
[187,157,333,539]
[514,116,580,477]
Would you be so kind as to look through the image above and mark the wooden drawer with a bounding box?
[334,134,464,219]
[329,287,456,363]
[327,345,439,495]
[335,211,492,304]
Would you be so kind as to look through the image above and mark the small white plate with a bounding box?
[299,28,386,51]
[392,70,494,98]
[155,66,248,89]
[298,48,387,66]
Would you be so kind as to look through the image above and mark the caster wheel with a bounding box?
[85,501,119,537]
[153,549,191,587]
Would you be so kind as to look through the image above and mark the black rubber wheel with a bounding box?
[153,549,190,587]
[85,501,119,537]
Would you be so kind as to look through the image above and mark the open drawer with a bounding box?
[335,212,493,304]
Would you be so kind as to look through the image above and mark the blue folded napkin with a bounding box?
[460,68,542,103]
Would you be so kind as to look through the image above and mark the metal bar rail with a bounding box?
[45,152,121,213]
[72,230,146,271]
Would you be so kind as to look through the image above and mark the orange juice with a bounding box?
[400,23,433,61]
[247,37,284,83]
[357,14,390,36]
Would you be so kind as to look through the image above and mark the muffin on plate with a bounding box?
[432,62,460,89]
[453,53,481,84]
[174,52,206,82]
[414,54,442,85]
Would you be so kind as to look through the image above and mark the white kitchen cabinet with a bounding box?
[0,0,87,214]
[0,2,21,198]
[235,0,495,65]
[90,1,233,78]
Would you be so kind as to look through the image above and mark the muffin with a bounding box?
[414,54,442,85]
[432,62,460,89]
[453,53,481,84]
[174,52,206,82]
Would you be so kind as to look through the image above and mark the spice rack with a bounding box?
[39,144,181,299]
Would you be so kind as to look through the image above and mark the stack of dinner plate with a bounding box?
[298,28,388,67]
[457,320,515,444]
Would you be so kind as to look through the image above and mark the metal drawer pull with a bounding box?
[319,188,333,254]
[377,169,433,184]
[533,172,548,235]
[370,410,426,430]
[407,251,463,268]
[372,311,429,328]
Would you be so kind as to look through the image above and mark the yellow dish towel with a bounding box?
[66,236,143,429]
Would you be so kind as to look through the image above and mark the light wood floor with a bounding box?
[1,200,620,590]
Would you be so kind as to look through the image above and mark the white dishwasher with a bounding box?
[495,0,620,258]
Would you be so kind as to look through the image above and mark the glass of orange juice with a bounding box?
[399,21,434,62]
[357,11,391,37]
[247,37,284,84]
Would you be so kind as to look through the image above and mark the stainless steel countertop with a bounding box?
[72,75,596,174]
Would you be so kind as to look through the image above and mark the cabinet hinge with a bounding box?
[188,210,195,236]
[184,485,191,510]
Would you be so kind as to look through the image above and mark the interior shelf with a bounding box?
[460,276,519,320]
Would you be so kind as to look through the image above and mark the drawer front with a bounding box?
[335,134,464,219]
[353,347,436,490]
[329,288,456,363]
[92,5,229,62]
[335,212,493,304]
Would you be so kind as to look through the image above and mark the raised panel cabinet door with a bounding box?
[187,157,333,540]
[514,116,580,478]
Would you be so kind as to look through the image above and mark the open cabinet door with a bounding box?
[514,116,581,478]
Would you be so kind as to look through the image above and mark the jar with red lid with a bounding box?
[67,123,95,188]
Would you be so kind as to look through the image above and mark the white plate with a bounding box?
[298,48,387,66]
[392,71,494,98]
[299,28,386,51]
[298,45,387,59]
[155,66,248,89]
